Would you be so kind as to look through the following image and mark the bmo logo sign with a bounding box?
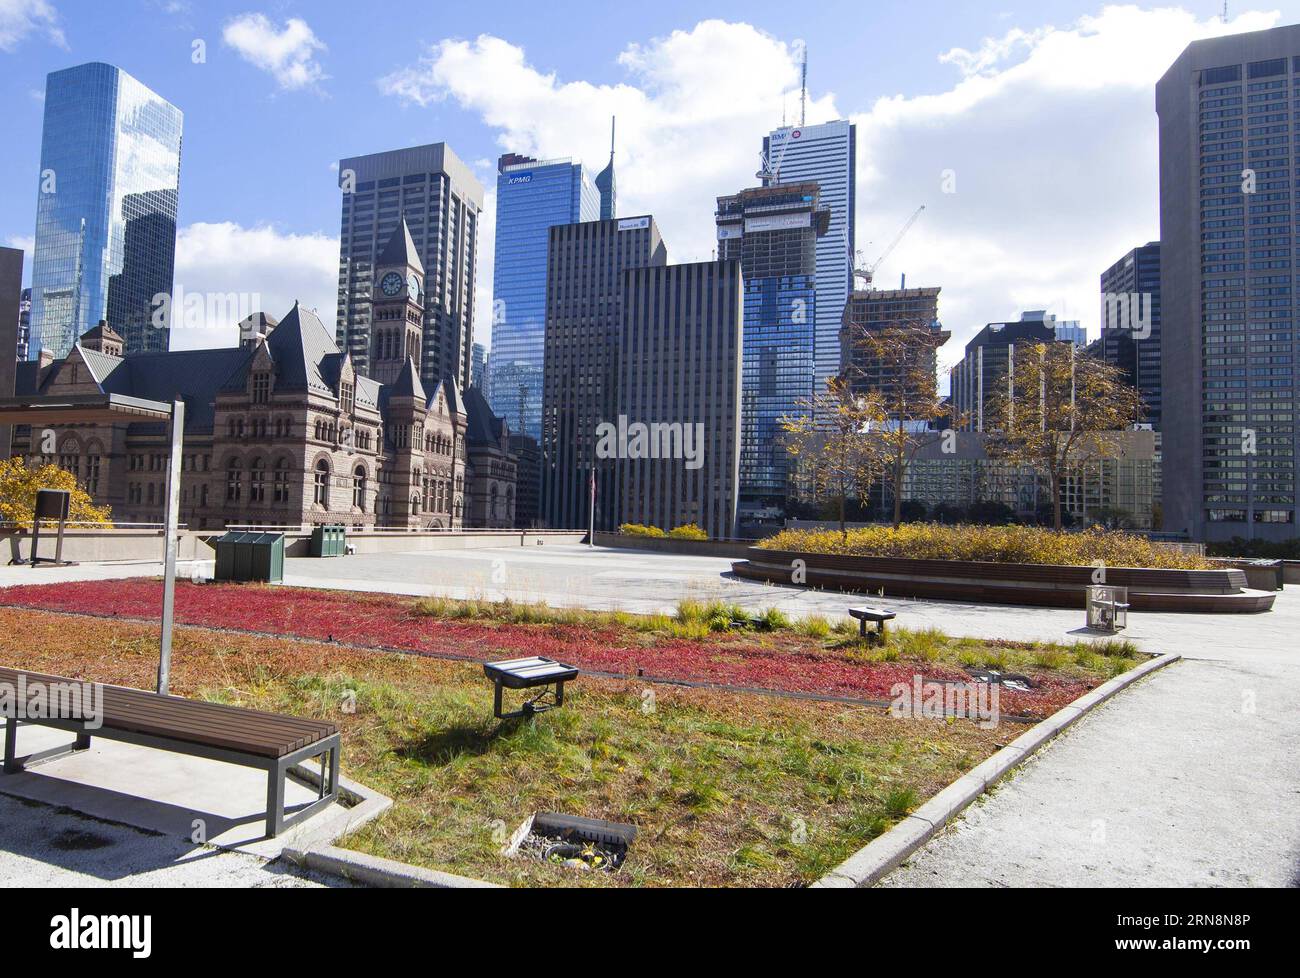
[791,129,802,139]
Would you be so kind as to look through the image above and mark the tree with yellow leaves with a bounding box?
[0,457,113,527]
[982,342,1145,531]
[779,376,886,542]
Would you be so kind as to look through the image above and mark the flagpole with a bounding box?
[588,467,596,548]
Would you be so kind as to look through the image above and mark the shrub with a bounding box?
[667,523,708,541]
[757,523,1215,570]
[1208,537,1300,561]
[620,522,665,538]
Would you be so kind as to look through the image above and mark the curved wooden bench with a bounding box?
[0,666,340,837]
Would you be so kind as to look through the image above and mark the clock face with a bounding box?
[380,272,403,297]
[407,274,420,301]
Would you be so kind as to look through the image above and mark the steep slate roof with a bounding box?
[77,345,126,386]
[14,299,463,439]
[462,384,508,446]
[376,218,424,276]
[429,376,461,418]
[389,357,426,401]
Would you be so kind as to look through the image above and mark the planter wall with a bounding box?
[732,548,1275,614]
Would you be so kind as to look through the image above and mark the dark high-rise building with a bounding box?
[17,288,31,363]
[1,248,23,460]
[541,216,667,529]
[30,62,182,359]
[618,260,743,539]
[1099,242,1162,428]
[1158,27,1300,540]
[949,312,1057,432]
[840,286,948,409]
[336,143,483,392]
[715,182,828,512]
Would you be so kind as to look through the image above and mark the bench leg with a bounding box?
[3,718,17,774]
[328,745,339,798]
[266,762,285,838]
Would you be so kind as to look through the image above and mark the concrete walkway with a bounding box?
[0,793,340,887]
[880,591,1300,888]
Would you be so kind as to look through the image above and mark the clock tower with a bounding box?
[369,218,425,385]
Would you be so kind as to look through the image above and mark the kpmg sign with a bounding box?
[507,173,533,185]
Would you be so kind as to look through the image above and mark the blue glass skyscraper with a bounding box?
[29,63,183,359]
[489,154,601,439]
[716,183,830,514]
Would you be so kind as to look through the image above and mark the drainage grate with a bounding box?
[502,812,637,874]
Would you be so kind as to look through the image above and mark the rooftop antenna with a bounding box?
[609,116,616,162]
[799,42,808,126]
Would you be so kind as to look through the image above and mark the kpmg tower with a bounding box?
[29,63,183,360]
[488,153,602,439]
[1158,26,1300,541]
[337,143,484,392]
[760,120,856,397]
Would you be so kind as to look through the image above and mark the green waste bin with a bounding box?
[310,524,347,558]
[212,531,284,583]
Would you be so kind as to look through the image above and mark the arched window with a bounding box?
[273,457,290,503]
[490,484,499,520]
[249,457,265,503]
[314,459,330,508]
[226,458,243,502]
[411,494,420,515]
[353,465,366,509]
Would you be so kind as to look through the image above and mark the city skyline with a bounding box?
[6,2,1300,369]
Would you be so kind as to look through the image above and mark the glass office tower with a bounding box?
[761,120,856,398]
[489,154,600,440]
[715,183,829,515]
[29,63,183,359]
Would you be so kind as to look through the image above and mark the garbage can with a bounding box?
[310,524,346,557]
[213,531,284,583]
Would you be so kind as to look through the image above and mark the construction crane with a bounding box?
[757,42,809,183]
[853,205,925,289]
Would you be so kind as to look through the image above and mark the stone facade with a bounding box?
[12,306,516,531]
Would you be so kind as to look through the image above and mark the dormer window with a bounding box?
[252,372,271,404]
[341,381,355,414]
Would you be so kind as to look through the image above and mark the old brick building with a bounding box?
[12,302,516,531]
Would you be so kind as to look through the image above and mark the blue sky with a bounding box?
[3,0,1299,362]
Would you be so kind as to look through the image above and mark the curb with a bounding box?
[810,651,1182,889]
[285,845,501,888]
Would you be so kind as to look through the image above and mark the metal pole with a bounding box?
[157,398,184,695]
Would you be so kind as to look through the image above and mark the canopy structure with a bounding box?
[0,392,185,694]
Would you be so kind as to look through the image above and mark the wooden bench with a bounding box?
[847,606,896,641]
[0,667,340,838]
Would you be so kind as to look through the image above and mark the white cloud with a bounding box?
[0,0,65,51]
[382,20,822,344]
[384,8,1283,377]
[222,13,327,91]
[169,221,337,350]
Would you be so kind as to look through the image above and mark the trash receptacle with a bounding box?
[310,524,346,557]
[213,531,284,583]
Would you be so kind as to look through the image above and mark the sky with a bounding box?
[2,0,1298,375]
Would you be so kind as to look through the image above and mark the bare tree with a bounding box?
[780,376,886,542]
[982,341,1145,531]
[841,321,959,528]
